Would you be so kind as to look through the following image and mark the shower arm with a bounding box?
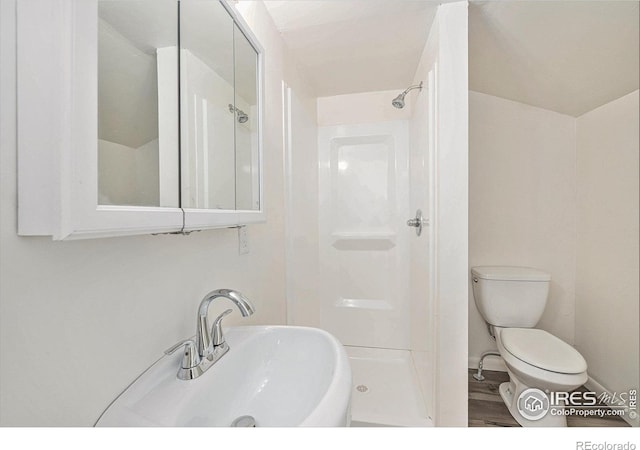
[401,82,423,96]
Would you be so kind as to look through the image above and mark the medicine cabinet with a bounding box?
[18,0,264,240]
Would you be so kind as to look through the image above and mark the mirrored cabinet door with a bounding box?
[180,1,236,210]
[234,23,260,211]
[179,1,261,212]
[97,0,180,208]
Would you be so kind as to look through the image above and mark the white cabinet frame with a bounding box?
[17,0,265,240]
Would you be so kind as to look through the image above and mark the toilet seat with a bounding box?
[500,328,587,374]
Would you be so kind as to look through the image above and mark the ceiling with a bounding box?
[469,1,639,117]
[264,0,639,116]
[264,0,445,96]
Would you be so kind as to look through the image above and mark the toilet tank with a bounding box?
[471,266,551,328]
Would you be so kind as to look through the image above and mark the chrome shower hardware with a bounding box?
[407,209,429,236]
[392,81,423,109]
[228,103,249,123]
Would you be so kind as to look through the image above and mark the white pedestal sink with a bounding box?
[96,326,352,427]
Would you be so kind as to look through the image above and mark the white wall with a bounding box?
[468,91,577,369]
[575,90,639,422]
[0,0,290,426]
[283,54,319,328]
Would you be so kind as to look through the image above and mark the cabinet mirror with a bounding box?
[98,0,179,208]
[97,0,261,212]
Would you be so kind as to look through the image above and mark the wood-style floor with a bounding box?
[468,369,630,427]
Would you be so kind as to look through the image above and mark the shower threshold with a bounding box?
[345,346,432,427]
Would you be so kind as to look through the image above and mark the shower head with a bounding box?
[392,93,406,109]
[228,104,249,124]
[391,81,423,109]
[237,109,249,124]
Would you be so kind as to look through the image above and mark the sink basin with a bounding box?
[96,326,352,427]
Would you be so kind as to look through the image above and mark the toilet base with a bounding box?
[499,375,568,427]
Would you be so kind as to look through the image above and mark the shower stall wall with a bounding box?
[317,118,428,426]
[284,87,433,426]
[317,120,410,351]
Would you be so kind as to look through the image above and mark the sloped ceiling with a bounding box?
[264,0,444,96]
[469,1,639,117]
[264,0,639,116]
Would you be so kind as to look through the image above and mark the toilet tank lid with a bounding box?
[471,266,551,281]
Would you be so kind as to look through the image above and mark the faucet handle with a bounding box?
[211,309,233,347]
[165,339,200,369]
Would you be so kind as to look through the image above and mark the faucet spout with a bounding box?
[196,289,255,358]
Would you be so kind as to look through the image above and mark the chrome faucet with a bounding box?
[196,289,255,358]
[165,289,255,380]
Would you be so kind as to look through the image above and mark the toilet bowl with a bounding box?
[494,327,587,426]
[471,266,589,427]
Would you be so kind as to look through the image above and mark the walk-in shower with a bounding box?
[282,0,470,427]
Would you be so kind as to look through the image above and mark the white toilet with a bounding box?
[471,266,588,427]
